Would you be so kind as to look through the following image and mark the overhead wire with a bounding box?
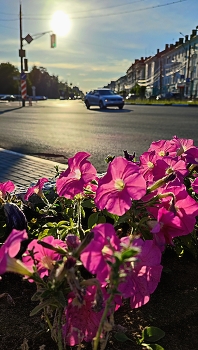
[22,0,188,20]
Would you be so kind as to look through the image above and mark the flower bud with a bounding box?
[4,203,27,234]
[65,234,81,250]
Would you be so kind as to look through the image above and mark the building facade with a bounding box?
[105,27,198,99]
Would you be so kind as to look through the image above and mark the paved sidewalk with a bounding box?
[0,148,66,193]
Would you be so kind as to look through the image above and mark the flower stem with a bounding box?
[57,307,64,350]
[44,307,52,331]
[93,293,114,350]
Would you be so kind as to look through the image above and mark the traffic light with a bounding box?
[24,58,28,72]
[51,34,56,48]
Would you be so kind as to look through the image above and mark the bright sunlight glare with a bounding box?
[51,11,71,37]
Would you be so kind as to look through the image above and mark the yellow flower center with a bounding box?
[74,169,81,180]
[41,256,54,270]
[159,151,165,156]
[147,161,154,169]
[114,179,125,191]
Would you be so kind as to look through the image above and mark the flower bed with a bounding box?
[0,136,198,350]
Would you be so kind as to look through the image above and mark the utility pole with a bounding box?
[160,60,162,94]
[19,3,25,107]
[186,44,191,98]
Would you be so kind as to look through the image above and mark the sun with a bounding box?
[51,11,71,37]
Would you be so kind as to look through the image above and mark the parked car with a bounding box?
[1,94,16,101]
[84,89,124,109]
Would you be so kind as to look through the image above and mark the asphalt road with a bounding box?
[0,99,198,173]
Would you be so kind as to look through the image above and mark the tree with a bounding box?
[131,83,146,98]
[0,62,20,94]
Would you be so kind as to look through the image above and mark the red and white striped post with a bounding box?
[20,72,27,105]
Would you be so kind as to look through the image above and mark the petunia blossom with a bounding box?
[152,156,188,182]
[148,139,177,157]
[0,229,32,276]
[192,177,198,194]
[170,135,195,156]
[0,180,15,198]
[63,285,105,346]
[95,157,146,216]
[139,150,157,183]
[80,223,120,284]
[24,177,49,200]
[118,238,162,309]
[170,136,198,164]
[22,236,67,279]
[147,181,198,248]
[56,152,97,199]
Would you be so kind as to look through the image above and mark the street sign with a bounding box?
[19,49,26,58]
[20,72,26,80]
[24,34,33,44]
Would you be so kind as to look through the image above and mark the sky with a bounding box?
[0,0,198,93]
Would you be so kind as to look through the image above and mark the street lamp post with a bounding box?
[19,3,25,107]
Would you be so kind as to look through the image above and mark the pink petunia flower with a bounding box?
[139,151,157,183]
[24,177,49,201]
[0,229,32,276]
[63,285,105,346]
[153,156,188,182]
[80,223,120,284]
[95,157,146,216]
[56,152,97,199]
[118,238,162,309]
[192,177,198,194]
[22,236,67,279]
[0,180,15,198]
[170,136,198,164]
[148,139,177,157]
[170,136,195,156]
[147,181,198,248]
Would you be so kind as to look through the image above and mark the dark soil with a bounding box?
[0,249,198,350]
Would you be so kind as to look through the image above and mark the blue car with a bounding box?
[84,89,124,110]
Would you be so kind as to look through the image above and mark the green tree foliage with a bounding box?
[0,62,73,99]
[131,83,146,97]
[0,63,20,94]
[28,66,60,98]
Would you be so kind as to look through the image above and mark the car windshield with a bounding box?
[97,90,115,95]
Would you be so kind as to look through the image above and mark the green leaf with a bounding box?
[114,332,132,342]
[31,291,43,301]
[121,247,139,261]
[44,222,57,228]
[57,220,69,227]
[97,215,106,224]
[88,212,98,228]
[55,291,67,308]
[142,343,164,350]
[30,299,57,316]
[142,327,165,343]
[81,199,95,208]
[38,228,51,239]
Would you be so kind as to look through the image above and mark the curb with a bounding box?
[0,148,66,167]
[125,102,198,107]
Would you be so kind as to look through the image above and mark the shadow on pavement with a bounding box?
[89,108,133,113]
[0,106,23,114]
